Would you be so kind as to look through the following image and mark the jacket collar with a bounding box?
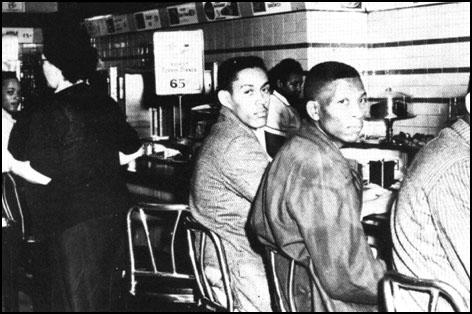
[296,120,362,186]
[2,108,14,123]
[219,106,258,137]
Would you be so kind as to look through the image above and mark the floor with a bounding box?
[4,276,202,312]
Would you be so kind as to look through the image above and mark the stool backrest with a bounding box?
[381,271,468,312]
[2,173,25,237]
[126,203,195,303]
[267,248,334,312]
[184,215,234,312]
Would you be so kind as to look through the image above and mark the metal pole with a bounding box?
[179,95,183,138]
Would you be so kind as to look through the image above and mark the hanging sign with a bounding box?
[153,30,204,95]
[167,3,199,26]
[2,2,25,13]
[134,9,162,31]
[251,2,292,15]
[113,15,130,33]
[203,2,240,21]
[2,27,34,43]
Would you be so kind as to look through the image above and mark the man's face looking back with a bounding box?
[317,77,368,146]
[224,67,271,129]
[278,73,303,102]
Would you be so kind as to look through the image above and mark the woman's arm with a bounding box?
[10,157,51,185]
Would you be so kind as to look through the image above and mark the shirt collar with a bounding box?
[451,118,470,146]
[273,90,290,107]
[2,108,14,123]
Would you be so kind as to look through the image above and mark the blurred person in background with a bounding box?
[2,71,51,184]
[265,58,304,156]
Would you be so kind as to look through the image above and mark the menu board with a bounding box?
[251,2,292,16]
[203,2,240,21]
[167,3,199,26]
[153,30,204,95]
[134,9,162,31]
[2,2,25,13]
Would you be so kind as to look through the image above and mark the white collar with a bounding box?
[253,128,272,161]
[273,90,291,107]
[2,108,15,123]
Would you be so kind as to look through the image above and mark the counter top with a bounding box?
[124,155,193,204]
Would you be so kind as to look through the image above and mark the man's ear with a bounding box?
[306,100,321,121]
[276,79,284,90]
[218,90,233,110]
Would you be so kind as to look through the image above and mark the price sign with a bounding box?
[153,30,204,95]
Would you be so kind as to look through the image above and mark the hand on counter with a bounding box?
[361,183,396,219]
[119,145,145,166]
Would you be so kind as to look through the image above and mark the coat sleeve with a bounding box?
[286,170,386,304]
[107,99,141,154]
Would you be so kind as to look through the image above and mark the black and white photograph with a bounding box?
[2,2,470,312]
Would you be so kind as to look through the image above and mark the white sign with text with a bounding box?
[153,30,204,95]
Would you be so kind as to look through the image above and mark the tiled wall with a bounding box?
[95,2,470,137]
[305,2,470,136]
[366,2,470,135]
[203,11,308,69]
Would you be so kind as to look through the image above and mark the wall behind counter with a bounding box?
[93,2,469,136]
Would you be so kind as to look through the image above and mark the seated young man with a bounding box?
[250,61,386,312]
[189,56,272,312]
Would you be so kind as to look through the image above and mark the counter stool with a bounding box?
[184,215,234,312]
[266,248,334,312]
[126,203,197,307]
[2,173,50,312]
[381,271,468,312]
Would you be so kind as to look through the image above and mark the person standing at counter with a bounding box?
[19,22,142,312]
[391,80,470,311]
[265,59,303,156]
[189,56,272,312]
[250,62,386,311]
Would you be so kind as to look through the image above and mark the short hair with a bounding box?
[304,61,361,102]
[2,71,18,85]
[217,56,267,93]
[269,58,304,88]
[42,21,98,83]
